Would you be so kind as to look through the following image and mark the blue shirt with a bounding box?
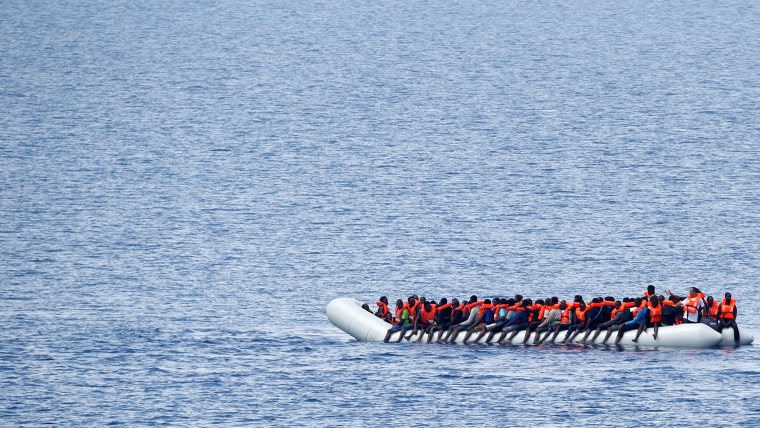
[625,306,648,326]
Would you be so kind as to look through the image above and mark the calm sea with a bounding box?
[2,0,760,425]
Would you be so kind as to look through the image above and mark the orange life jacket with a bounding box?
[376,302,390,317]
[560,308,571,324]
[420,305,437,324]
[720,299,736,320]
[705,301,719,320]
[648,304,662,323]
[683,296,700,314]
[575,307,586,323]
[478,304,494,320]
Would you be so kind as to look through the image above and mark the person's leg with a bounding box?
[632,322,647,342]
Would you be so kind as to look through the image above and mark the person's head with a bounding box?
[408,296,416,305]
[493,297,500,305]
[688,287,698,297]
[506,298,515,306]
[551,296,559,305]
[419,296,426,303]
[647,284,656,295]
[574,295,583,303]
[470,295,478,303]
[579,301,586,310]
[362,303,371,312]
[484,298,492,305]
[651,297,659,307]
[707,296,714,305]
[559,301,567,310]
[424,301,432,311]
[634,297,642,306]
[396,299,404,308]
[451,298,460,307]
[725,292,732,301]
[605,296,615,302]
[535,299,544,306]
[384,312,393,322]
[514,294,523,302]
[379,296,388,304]
[615,301,621,308]
[523,298,532,307]
[439,297,448,306]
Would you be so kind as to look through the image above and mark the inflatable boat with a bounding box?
[327,297,753,348]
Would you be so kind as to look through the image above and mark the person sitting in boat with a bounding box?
[520,299,548,344]
[375,296,390,319]
[576,296,616,343]
[383,297,415,343]
[703,296,719,328]
[417,297,453,343]
[633,295,662,342]
[532,298,564,344]
[581,299,624,344]
[496,298,539,344]
[666,287,705,323]
[434,298,465,343]
[557,300,587,343]
[406,299,437,341]
[470,297,514,344]
[659,295,680,326]
[716,292,740,347]
[440,296,483,343]
[461,299,496,344]
[614,297,648,345]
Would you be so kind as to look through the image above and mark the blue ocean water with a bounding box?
[2,0,760,425]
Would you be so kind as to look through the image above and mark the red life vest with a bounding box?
[720,299,736,320]
[560,308,571,324]
[648,304,662,323]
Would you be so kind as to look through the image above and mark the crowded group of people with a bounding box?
[370,285,741,346]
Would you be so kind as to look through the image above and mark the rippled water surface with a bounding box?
[2,0,760,425]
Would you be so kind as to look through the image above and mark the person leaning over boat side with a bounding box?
[716,292,740,347]
[384,298,411,343]
[614,298,648,345]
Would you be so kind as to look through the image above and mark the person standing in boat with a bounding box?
[716,292,740,347]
